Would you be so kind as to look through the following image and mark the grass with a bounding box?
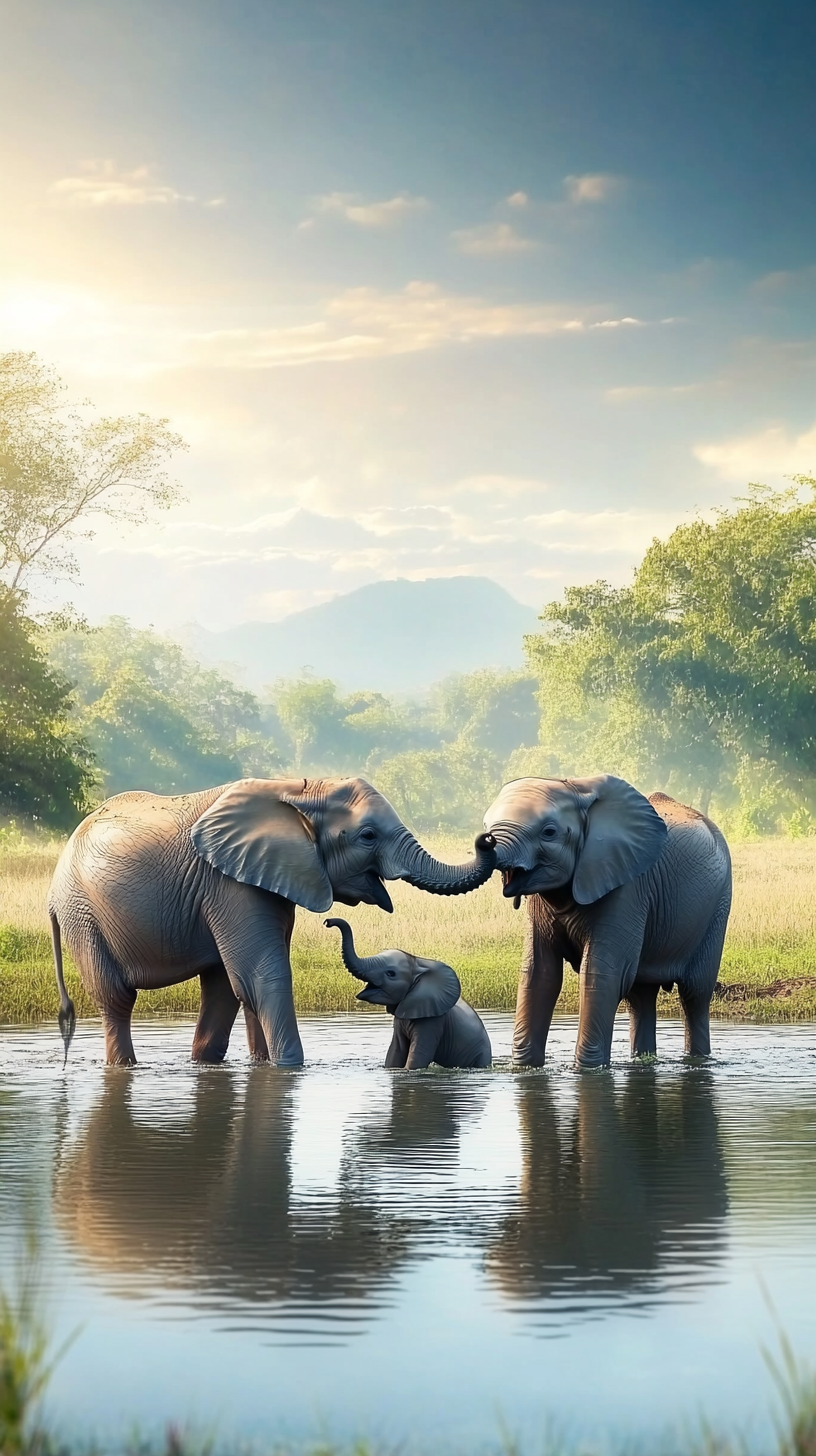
[2,835,816,1025]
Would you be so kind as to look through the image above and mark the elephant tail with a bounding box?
[50,912,76,1066]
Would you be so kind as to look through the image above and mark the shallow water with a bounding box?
[1,1012,816,1450]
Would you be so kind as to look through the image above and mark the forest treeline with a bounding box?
[2,352,816,838]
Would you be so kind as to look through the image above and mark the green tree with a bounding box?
[429,668,539,756]
[0,590,94,826]
[46,617,283,796]
[0,352,185,591]
[526,479,816,829]
[374,739,503,833]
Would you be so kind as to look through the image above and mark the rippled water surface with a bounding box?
[1,1012,816,1448]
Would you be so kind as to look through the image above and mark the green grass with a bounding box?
[2,835,816,1025]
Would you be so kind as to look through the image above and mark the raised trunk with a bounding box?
[324,918,383,982]
[384,830,496,897]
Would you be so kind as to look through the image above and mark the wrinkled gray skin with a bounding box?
[325,917,492,1070]
[49,776,497,1067]
[483,775,732,1068]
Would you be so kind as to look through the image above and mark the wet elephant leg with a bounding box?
[192,965,240,1063]
[78,926,138,1066]
[211,894,304,1067]
[678,890,730,1057]
[575,967,621,1069]
[678,986,712,1056]
[626,981,659,1058]
[513,898,564,1067]
[101,998,138,1066]
[243,1008,270,1062]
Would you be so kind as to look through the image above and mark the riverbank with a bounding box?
[1,836,815,1024]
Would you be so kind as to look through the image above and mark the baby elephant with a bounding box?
[325,918,492,1070]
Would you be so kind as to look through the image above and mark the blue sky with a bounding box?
[2,0,815,629]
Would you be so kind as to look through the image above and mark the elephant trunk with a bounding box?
[324,918,376,982]
[384,830,497,897]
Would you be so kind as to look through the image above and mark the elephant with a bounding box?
[482,776,732,1068]
[485,1069,728,1314]
[325,917,492,1069]
[48,776,497,1067]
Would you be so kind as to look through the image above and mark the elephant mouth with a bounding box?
[502,867,531,897]
[334,874,394,913]
[356,984,391,1005]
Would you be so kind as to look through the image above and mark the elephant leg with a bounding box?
[575,969,621,1069]
[626,981,659,1058]
[101,995,138,1066]
[192,965,240,1064]
[678,987,711,1057]
[75,926,138,1066]
[243,1008,270,1062]
[211,896,304,1067]
[678,891,730,1057]
[513,898,564,1067]
[575,911,646,1070]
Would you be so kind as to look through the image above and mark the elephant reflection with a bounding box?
[486,1071,728,1308]
[54,1069,413,1313]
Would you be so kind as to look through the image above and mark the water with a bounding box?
[1,1012,816,1450]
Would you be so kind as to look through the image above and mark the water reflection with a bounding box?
[2,1019,816,1444]
[55,1069,413,1335]
[487,1072,728,1326]
[54,1054,729,1339]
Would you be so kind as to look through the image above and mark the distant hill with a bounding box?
[178,577,539,693]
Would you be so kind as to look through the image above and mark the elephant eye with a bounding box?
[358,828,377,844]
[386,969,396,978]
[542,824,558,839]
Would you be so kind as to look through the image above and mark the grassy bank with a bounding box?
[2,836,816,1025]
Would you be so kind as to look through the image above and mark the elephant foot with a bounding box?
[573,1052,612,1072]
[512,1041,547,1068]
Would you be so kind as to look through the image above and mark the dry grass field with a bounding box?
[1,833,816,1024]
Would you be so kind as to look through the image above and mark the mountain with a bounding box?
[178,577,539,693]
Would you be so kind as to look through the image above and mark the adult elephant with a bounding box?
[49,776,496,1066]
[482,776,731,1068]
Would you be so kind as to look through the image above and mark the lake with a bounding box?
[1,1013,815,1451]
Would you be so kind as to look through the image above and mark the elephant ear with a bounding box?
[190,779,333,912]
[394,959,461,1020]
[569,774,667,906]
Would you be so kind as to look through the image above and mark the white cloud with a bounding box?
[51,160,195,206]
[589,316,643,329]
[312,191,429,227]
[695,422,816,481]
[506,191,529,208]
[190,282,587,367]
[564,172,622,204]
[451,222,538,256]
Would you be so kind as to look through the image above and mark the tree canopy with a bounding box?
[0,352,185,590]
[46,617,283,798]
[0,591,94,826]
[525,479,816,833]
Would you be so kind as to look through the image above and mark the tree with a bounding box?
[0,352,185,590]
[374,740,503,833]
[45,617,283,796]
[428,669,539,757]
[0,590,94,826]
[525,479,816,829]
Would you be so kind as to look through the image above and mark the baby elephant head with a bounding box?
[325,918,461,1019]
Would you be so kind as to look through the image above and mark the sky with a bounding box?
[2,0,816,631]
